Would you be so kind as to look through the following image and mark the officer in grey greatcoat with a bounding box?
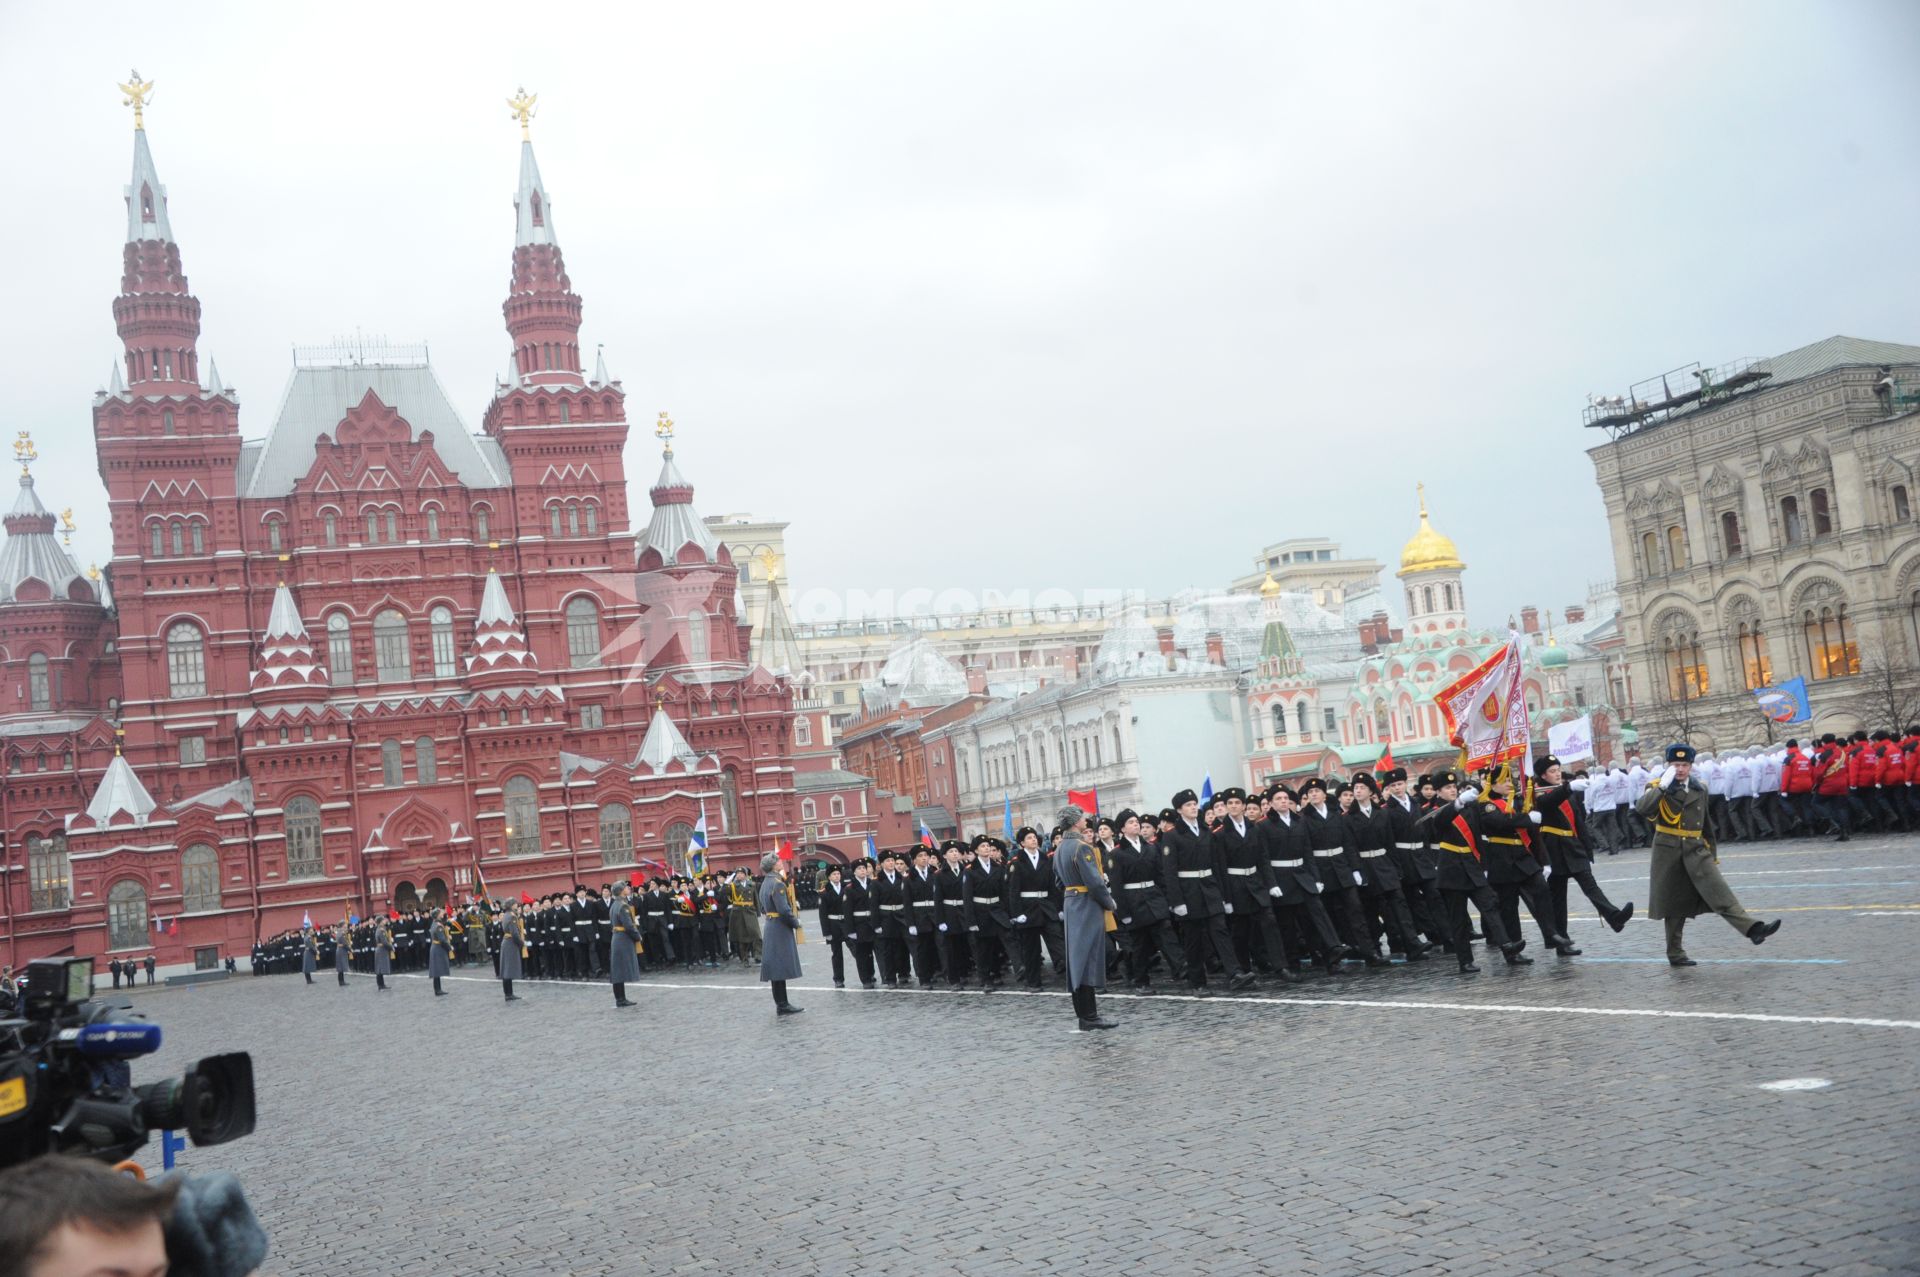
[609,883,643,1008]
[332,925,350,987]
[427,910,451,996]
[499,907,525,1001]
[373,919,394,992]
[1054,805,1119,1031]
[758,852,804,1016]
[301,930,317,984]
[1636,743,1781,966]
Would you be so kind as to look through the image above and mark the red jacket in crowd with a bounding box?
[1815,745,1853,797]
[1784,746,1816,795]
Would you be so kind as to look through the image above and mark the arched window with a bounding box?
[1663,630,1708,701]
[365,510,380,543]
[323,512,337,546]
[266,519,282,552]
[599,803,633,865]
[1911,590,1920,661]
[1736,621,1772,690]
[584,502,598,534]
[794,716,812,746]
[285,796,323,878]
[170,522,184,557]
[1443,583,1456,611]
[1810,487,1833,536]
[167,622,206,696]
[1803,605,1859,681]
[373,609,409,682]
[381,738,403,786]
[425,508,440,541]
[429,606,456,677]
[567,503,581,536]
[566,597,601,668]
[474,507,490,542]
[1421,586,1434,614]
[1720,511,1742,555]
[384,510,398,542]
[1641,530,1661,572]
[550,505,564,536]
[1666,525,1688,570]
[191,522,205,555]
[719,768,740,833]
[181,843,219,913]
[663,821,697,873]
[151,524,164,557]
[326,613,353,684]
[1894,485,1911,524]
[1373,705,1391,739]
[27,834,69,910]
[1296,701,1310,737]
[162,408,175,436]
[107,879,148,950]
[830,795,846,818]
[687,608,709,665]
[504,776,539,854]
[800,799,817,821]
[28,652,50,711]
[1781,496,1802,544]
[1269,703,1287,743]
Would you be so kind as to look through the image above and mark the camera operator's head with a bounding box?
[0,1154,177,1277]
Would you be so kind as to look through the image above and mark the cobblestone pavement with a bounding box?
[123,835,1919,1275]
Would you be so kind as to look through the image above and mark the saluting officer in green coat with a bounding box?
[1635,743,1781,966]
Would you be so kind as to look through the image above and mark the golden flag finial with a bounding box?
[758,547,781,584]
[60,508,75,545]
[119,70,155,130]
[507,87,537,141]
[87,563,102,582]
[13,430,35,476]
[1416,481,1428,521]
[655,411,675,457]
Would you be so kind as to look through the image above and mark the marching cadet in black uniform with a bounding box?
[1477,764,1576,956]
[1417,768,1528,971]
[669,881,698,970]
[699,875,726,967]
[1346,774,1431,961]
[845,859,881,989]
[594,884,614,977]
[1109,810,1185,988]
[966,836,1021,989]
[570,886,595,979]
[872,851,911,988]
[1214,788,1302,983]
[1005,829,1056,990]
[1381,768,1450,952]
[1159,789,1252,994]
[1300,777,1386,967]
[1259,785,1345,975]
[1530,755,1634,941]
[332,923,351,986]
[302,929,318,984]
[816,864,852,988]
[904,845,943,986]
[640,880,672,969]
[936,841,974,988]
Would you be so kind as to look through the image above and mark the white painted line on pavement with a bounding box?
[397,973,1920,1033]
[1759,1077,1833,1091]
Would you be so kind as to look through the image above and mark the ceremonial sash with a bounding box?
[1449,814,1481,861]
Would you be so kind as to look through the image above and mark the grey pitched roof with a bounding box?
[0,474,94,605]
[514,140,557,248]
[633,707,701,772]
[171,777,255,814]
[85,754,158,826]
[1762,335,1920,385]
[125,128,173,242]
[795,768,877,792]
[637,452,723,565]
[244,364,506,498]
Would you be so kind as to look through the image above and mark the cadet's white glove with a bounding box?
[1542,865,1552,880]
[1224,902,1234,914]
[1528,811,1543,825]
[1269,886,1282,898]
[937,923,948,933]
[1456,787,1479,806]
[1352,871,1364,886]
[1311,881,1323,893]
[1659,765,1678,788]
[1173,904,1189,917]
[1013,914,1028,925]
[1120,915,1132,925]
[1570,778,1589,792]
[908,925,918,936]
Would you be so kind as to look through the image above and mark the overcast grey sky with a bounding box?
[4,1,1916,628]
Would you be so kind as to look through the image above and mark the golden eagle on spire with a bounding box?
[119,70,155,130]
[507,87,537,140]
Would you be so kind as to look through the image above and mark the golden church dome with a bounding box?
[1397,484,1464,577]
[1259,571,1282,598]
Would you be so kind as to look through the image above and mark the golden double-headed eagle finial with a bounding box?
[655,411,675,457]
[13,431,35,476]
[758,547,781,584]
[119,70,155,130]
[60,509,75,545]
[507,87,537,141]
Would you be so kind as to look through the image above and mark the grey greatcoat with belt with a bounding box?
[609,895,644,984]
[374,926,394,976]
[758,874,803,982]
[1636,777,1755,926]
[301,935,317,976]
[427,920,451,978]
[333,931,350,973]
[499,916,525,980]
[1054,831,1118,990]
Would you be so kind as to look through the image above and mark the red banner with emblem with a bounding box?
[1434,635,1531,772]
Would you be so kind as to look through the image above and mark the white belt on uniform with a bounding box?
[1269,859,1304,869]
[1122,880,1154,889]
[1176,870,1211,879]
[1225,866,1257,876]
[1018,891,1048,898]
[852,910,874,917]
[1395,842,1423,850]
[1359,849,1387,859]
[878,904,905,911]
[1312,850,1343,859]
[972,896,1002,905]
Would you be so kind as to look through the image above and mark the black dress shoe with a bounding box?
[1747,919,1782,945]
[1669,955,1698,967]
[1501,943,1533,966]
[433,990,449,997]
[504,994,521,1001]
[861,981,878,990]
[1363,953,1392,969]
[1457,962,1480,974]
[1024,983,1044,992]
[1273,968,1303,984]
[1229,971,1258,991]
[833,980,845,989]
[615,998,636,1007]
[1554,941,1582,957]
[1189,986,1214,998]
[1405,946,1431,962]
[1609,903,1634,933]
[777,1004,805,1015]
[1089,1016,1117,1030]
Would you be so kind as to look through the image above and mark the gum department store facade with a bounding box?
[0,94,832,971]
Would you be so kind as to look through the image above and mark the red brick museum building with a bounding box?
[0,109,810,971]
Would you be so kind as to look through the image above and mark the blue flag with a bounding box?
[864,833,877,860]
[1002,793,1015,840]
[1754,677,1812,725]
[1200,773,1214,804]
